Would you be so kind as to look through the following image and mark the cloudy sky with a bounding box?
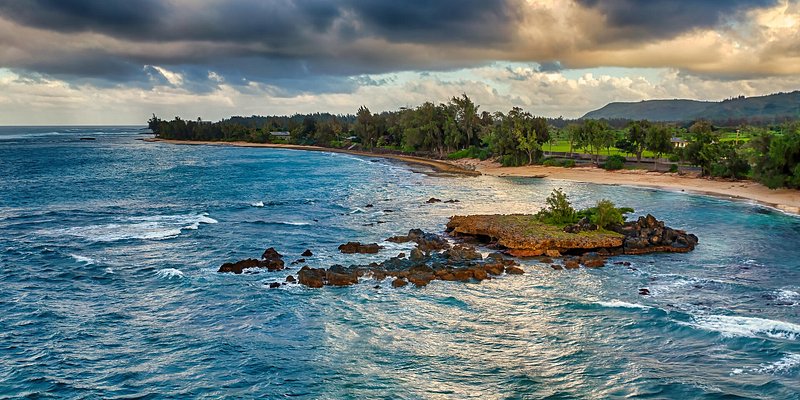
[1,0,799,125]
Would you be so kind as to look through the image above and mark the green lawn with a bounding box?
[541,140,660,158]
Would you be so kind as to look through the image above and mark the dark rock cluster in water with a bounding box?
[608,214,699,255]
[218,229,524,288]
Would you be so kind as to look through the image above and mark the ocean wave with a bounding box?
[755,353,800,375]
[155,268,185,279]
[683,314,800,341]
[46,213,217,242]
[776,289,800,303]
[596,300,652,310]
[69,254,96,265]
[251,201,265,208]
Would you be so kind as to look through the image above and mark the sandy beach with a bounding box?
[457,159,800,216]
[146,138,800,215]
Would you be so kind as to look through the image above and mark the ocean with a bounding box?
[1,127,799,398]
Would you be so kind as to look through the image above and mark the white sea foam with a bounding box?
[69,254,96,265]
[684,314,800,340]
[776,289,800,302]
[251,201,265,208]
[156,268,185,279]
[47,213,217,242]
[278,221,311,226]
[104,267,114,274]
[755,353,800,374]
[596,300,652,310]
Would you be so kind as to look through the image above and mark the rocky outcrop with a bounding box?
[610,214,699,254]
[301,249,313,257]
[447,213,697,257]
[219,247,285,274]
[387,228,451,253]
[446,214,624,257]
[338,242,382,254]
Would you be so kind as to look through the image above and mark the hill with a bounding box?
[582,91,800,122]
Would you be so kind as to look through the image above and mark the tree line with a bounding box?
[148,94,800,189]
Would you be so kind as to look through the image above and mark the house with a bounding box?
[269,131,291,139]
[671,137,688,148]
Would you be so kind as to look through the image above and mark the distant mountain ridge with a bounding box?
[582,91,800,122]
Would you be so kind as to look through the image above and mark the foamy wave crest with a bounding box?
[155,268,185,279]
[755,353,800,374]
[684,314,800,340]
[777,289,800,303]
[70,254,96,265]
[49,213,217,242]
[251,201,265,208]
[596,300,652,310]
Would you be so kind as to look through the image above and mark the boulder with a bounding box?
[444,244,482,262]
[338,242,382,254]
[218,258,261,274]
[285,275,296,283]
[298,266,326,288]
[505,266,524,275]
[262,247,283,260]
[426,197,442,203]
[301,249,313,257]
[392,278,408,288]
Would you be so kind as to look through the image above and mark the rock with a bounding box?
[262,247,283,260]
[326,268,359,286]
[392,278,408,288]
[564,217,598,234]
[408,274,433,287]
[397,252,406,258]
[563,259,580,269]
[301,249,313,257]
[298,266,326,288]
[451,268,474,281]
[426,197,442,203]
[551,264,563,270]
[410,248,425,262]
[580,254,606,268]
[469,266,489,281]
[639,288,651,296]
[291,258,305,265]
[268,282,281,289]
[444,199,460,203]
[505,266,524,275]
[484,262,505,275]
[443,244,482,262]
[364,204,373,208]
[539,256,554,264]
[285,275,296,283]
[218,258,261,274]
[338,242,382,254]
[545,250,561,258]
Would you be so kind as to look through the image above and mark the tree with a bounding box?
[536,188,577,225]
[625,120,650,164]
[645,123,673,161]
[578,119,613,164]
[355,106,375,148]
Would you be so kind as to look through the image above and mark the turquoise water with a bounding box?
[1,128,799,399]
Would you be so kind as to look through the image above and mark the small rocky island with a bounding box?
[217,189,698,289]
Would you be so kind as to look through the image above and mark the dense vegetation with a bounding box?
[535,189,633,228]
[149,94,800,189]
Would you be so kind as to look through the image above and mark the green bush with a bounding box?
[591,199,624,228]
[668,154,680,162]
[501,154,525,167]
[536,189,578,225]
[669,164,678,173]
[603,155,626,170]
[447,146,487,160]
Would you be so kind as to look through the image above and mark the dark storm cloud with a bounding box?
[0,0,518,92]
[576,0,779,40]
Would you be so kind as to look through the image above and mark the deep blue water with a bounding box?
[1,127,799,399]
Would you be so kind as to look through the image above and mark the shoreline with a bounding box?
[144,138,481,176]
[462,160,800,216]
[146,138,800,216]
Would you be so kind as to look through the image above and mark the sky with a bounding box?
[1,0,800,125]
